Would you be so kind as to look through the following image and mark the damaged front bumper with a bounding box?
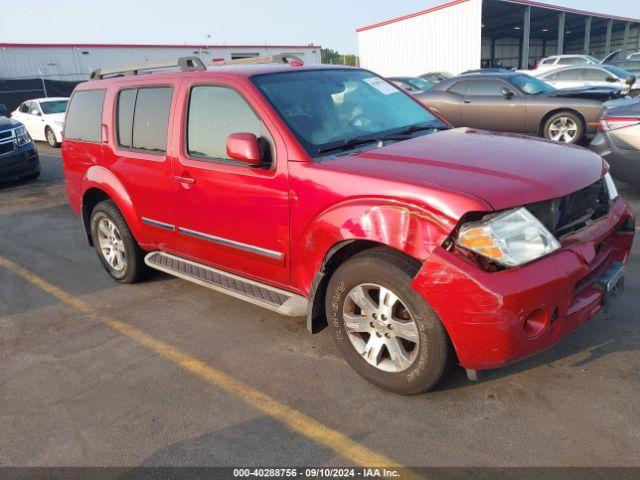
[411,197,635,371]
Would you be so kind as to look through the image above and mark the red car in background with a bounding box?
[61,58,634,394]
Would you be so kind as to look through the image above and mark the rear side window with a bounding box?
[65,90,105,143]
[116,87,172,153]
[186,85,272,163]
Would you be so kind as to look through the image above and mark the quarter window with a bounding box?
[64,90,105,143]
[187,85,272,163]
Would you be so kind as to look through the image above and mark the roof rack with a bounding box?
[90,56,207,80]
[210,54,303,67]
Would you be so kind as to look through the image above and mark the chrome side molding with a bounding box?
[141,217,175,231]
[178,227,284,260]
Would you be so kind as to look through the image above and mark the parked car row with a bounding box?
[385,60,640,188]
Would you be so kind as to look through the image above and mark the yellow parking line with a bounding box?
[0,255,420,477]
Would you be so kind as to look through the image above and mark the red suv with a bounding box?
[62,57,634,394]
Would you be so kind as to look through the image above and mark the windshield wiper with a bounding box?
[378,122,448,141]
[317,136,379,155]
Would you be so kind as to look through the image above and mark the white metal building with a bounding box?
[0,43,322,80]
[357,0,640,76]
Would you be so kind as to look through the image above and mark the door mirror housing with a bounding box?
[605,76,618,83]
[0,104,8,117]
[500,87,514,99]
[31,109,41,116]
[226,133,262,165]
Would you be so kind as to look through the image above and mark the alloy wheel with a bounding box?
[47,129,56,146]
[343,283,420,373]
[548,116,578,143]
[96,218,126,272]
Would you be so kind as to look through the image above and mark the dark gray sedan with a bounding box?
[590,103,640,187]
[415,72,604,144]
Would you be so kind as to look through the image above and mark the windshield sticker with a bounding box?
[364,77,398,95]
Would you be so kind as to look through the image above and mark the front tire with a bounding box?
[542,111,584,144]
[90,200,147,283]
[45,127,60,147]
[325,248,452,395]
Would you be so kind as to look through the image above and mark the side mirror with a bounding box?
[31,109,40,116]
[626,75,636,85]
[0,104,8,117]
[605,76,618,83]
[226,133,262,165]
[500,87,514,99]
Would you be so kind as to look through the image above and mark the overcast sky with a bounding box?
[1,0,637,54]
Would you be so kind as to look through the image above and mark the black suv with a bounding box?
[0,104,40,181]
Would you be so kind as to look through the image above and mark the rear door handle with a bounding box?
[175,175,196,185]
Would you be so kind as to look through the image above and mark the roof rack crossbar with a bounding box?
[90,56,207,80]
[209,54,303,67]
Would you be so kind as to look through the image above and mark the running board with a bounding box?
[144,252,308,317]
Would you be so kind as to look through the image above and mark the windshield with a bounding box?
[252,69,442,158]
[40,100,68,115]
[510,75,556,94]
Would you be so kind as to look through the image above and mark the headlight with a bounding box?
[457,207,560,268]
[15,126,31,147]
[604,172,618,200]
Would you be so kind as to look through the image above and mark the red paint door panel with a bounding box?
[170,78,290,287]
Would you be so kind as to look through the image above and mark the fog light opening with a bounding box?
[523,308,549,337]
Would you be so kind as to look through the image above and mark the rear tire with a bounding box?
[90,200,147,283]
[542,111,584,144]
[325,248,452,395]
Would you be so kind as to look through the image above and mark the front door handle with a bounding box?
[175,175,196,187]
[463,99,472,104]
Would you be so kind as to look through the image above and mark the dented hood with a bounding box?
[334,128,605,211]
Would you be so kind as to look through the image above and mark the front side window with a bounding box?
[510,75,555,94]
[465,80,505,96]
[40,100,68,115]
[186,85,272,163]
[64,90,105,143]
[581,69,610,81]
[116,87,172,153]
[252,69,440,158]
[558,57,586,65]
[448,81,468,95]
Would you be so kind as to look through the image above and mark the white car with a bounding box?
[535,65,638,95]
[532,54,602,74]
[11,97,69,147]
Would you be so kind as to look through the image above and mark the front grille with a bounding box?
[0,140,16,156]
[0,130,13,141]
[527,178,610,237]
